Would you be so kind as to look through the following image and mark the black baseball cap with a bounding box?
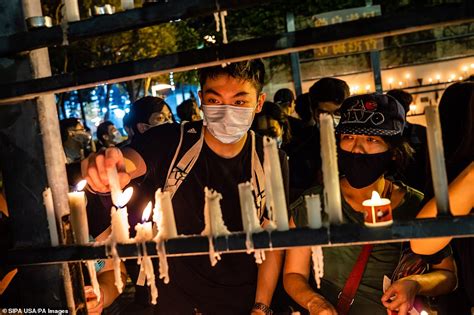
[336,93,406,136]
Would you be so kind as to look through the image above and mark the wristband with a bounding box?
[252,302,273,315]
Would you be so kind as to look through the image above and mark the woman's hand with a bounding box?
[381,279,420,315]
[307,295,338,315]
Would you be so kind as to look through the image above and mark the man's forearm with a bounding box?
[283,273,323,309]
[254,250,284,306]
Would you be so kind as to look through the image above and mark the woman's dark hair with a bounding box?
[177,99,196,122]
[438,81,474,181]
[382,135,415,175]
[252,101,291,145]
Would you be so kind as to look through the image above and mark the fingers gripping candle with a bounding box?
[263,137,289,231]
[202,187,230,266]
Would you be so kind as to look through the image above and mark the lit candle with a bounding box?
[305,194,322,229]
[362,191,393,227]
[202,187,230,266]
[238,182,264,258]
[121,0,134,10]
[424,106,450,215]
[319,114,343,224]
[43,188,59,246]
[154,189,177,240]
[134,202,158,305]
[263,137,289,231]
[135,202,154,242]
[64,0,80,22]
[110,187,133,243]
[69,180,89,244]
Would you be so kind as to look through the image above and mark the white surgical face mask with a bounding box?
[112,130,122,144]
[202,104,255,144]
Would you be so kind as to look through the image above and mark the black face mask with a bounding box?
[338,149,392,188]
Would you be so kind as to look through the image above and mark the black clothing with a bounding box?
[128,121,289,314]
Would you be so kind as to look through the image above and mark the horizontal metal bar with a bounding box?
[0,0,271,58]
[0,3,472,105]
[5,215,474,267]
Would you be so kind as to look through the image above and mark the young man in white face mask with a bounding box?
[81,60,288,314]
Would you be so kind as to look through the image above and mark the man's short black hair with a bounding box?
[96,121,114,144]
[309,77,350,110]
[274,88,295,108]
[199,60,265,94]
[59,118,81,142]
[177,99,196,122]
[387,89,413,114]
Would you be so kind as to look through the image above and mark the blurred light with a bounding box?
[101,108,108,113]
[405,73,411,79]
[409,104,417,112]
[365,84,370,91]
[151,83,173,96]
[125,108,130,113]
[113,108,125,119]
[398,81,403,86]
[471,63,474,68]
[428,77,433,83]
[436,74,441,81]
[125,100,131,105]
[459,76,463,81]
[420,311,428,315]
[388,78,394,84]
[462,66,468,72]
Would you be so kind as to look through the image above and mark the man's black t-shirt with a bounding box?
[129,121,289,314]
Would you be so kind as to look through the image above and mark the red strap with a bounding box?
[336,244,373,315]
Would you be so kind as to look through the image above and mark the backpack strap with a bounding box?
[164,123,204,199]
[251,131,266,219]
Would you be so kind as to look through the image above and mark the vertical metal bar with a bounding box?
[286,12,303,96]
[370,50,383,93]
[21,1,76,312]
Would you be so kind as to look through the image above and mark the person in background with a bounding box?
[284,93,456,315]
[123,96,175,141]
[387,89,427,192]
[252,101,291,148]
[60,118,91,164]
[274,88,303,142]
[411,81,474,314]
[96,121,123,149]
[295,93,315,128]
[176,99,202,123]
[286,78,349,202]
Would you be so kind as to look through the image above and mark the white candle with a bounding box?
[43,188,59,246]
[121,0,134,10]
[68,180,89,244]
[311,246,324,289]
[107,166,122,208]
[305,194,322,229]
[425,106,450,214]
[135,202,154,242]
[64,0,80,22]
[319,114,343,224]
[154,189,177,240]
[263,137,289,231]
[202,187,230,266]
[238,182,263,234]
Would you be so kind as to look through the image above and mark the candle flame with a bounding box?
[117,187,134,208]
[75,179,87,192]
[142,202,152,222]
[371,191,381,202]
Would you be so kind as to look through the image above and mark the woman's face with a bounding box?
[149,105,173,125]
[340,134,389,154]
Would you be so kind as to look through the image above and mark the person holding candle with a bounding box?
[82,60,289,314]
[410,81,474,313]
[284,93,457,315]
